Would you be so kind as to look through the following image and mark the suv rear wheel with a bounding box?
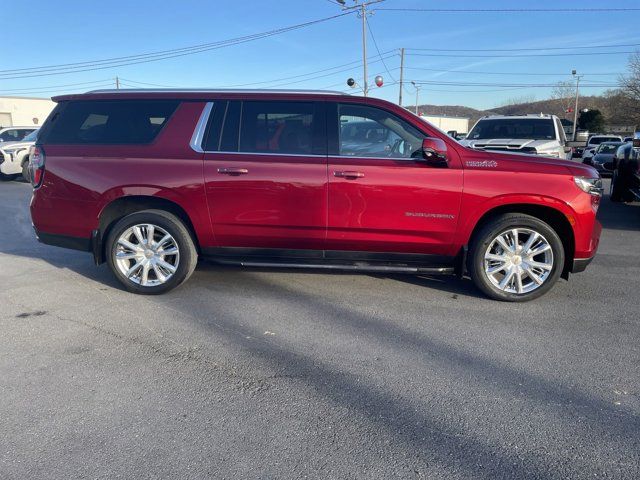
[468,214,564,302]
[106,209,197,294]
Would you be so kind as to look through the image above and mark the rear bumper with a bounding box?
[34,228,91,252]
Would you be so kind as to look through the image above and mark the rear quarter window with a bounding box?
[40,100,179,144]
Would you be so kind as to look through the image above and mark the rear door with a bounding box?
[326,102,463,258]
[202,99,328,252]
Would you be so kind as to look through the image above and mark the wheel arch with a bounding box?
[95,195,201,264]
[465,203,575,279]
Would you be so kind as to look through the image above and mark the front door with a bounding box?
[327,102,463,258]
[203,100,327,253]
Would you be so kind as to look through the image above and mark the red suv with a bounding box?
[29,89,602,301]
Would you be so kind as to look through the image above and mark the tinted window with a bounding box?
[239,101,316,155]
[0,129,23,142]
[468,118,555,140]
[338,104,424,159]
[22,130,38,142]
[588,136,621,146]
[597,143,621,154]
[42,100,179,144]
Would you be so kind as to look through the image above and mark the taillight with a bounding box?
[29,145,45,188]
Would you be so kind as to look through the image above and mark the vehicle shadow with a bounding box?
[155,272,640,479]
[597,179,640,231]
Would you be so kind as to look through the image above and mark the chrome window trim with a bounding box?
[189,102,214,153]
[202,150,326,158]
[201,150,417,161]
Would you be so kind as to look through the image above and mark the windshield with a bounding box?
[467,118,555,140]
[22,130,38,142]
[589,136,620,145]
[597,143,621,154]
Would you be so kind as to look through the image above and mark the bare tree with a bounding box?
[496,94,537,108]
[620,52,640,104]
[551,81,575,119]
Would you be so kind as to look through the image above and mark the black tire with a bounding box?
[610,170,625,202]
[468,213,565,302]
[0,172,19,181]
[106,209,198,295]
[21,161,30,183]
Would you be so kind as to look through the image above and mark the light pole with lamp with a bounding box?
[411,81,421,115]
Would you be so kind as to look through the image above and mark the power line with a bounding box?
[0,79,113,93]
[0,12,354,80]
[120,53,397,90]
[406,42,640,52]
[375,7,640,13]
[404,66,622,76]
[365,19,397,82]
[406,51,636,58]
[409,80,621,88]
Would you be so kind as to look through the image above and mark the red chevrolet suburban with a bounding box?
[29,89,602,301]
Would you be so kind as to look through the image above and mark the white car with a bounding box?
[0,129,38,181]
[459,114,571,159]
[581,134,624,162]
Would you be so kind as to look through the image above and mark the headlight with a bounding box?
[574,176,603,196]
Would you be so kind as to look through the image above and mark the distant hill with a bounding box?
[414,94,622,128]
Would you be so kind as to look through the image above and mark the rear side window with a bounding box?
[240,101,315,155]
[41,100,179,144]
[203,100,325,155]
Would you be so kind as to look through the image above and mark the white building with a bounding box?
[0,96,56,128]
[420,115,470,135]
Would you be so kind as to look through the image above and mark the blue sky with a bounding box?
[4,0,640,110]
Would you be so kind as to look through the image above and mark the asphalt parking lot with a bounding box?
[1,179,639,479]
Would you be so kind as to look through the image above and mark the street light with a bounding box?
[411,81,421,115]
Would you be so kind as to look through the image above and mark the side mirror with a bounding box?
[421,137,448,166]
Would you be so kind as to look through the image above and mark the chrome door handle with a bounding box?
[334,171,364,179]
[217,167,249,175]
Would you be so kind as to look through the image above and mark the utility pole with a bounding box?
[336,0,384,97]
[411,81,421,115]
[571,70,582,141]
[398,47,405,106]
[115,76,120,89]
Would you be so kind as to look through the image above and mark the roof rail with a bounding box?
[85,88,347,95]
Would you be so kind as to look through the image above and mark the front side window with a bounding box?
[338,104,424,159]
[42,100,179,144]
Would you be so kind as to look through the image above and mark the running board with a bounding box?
[220,260,454,275]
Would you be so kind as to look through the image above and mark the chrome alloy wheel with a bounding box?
[483,228,554,295]
[114,224,180,287]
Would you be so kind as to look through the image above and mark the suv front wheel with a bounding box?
[468,214,564,302]
[106,209,198,294]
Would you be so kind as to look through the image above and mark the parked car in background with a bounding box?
[582,134,623,161]
[29,89,602,302]
[623,137,634,143]
[460,114,571,159]
[570,130,590,158]
[0,126,37,144]
[609,139,640,202]
[583,141,623,177]
[0,129,38,181]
